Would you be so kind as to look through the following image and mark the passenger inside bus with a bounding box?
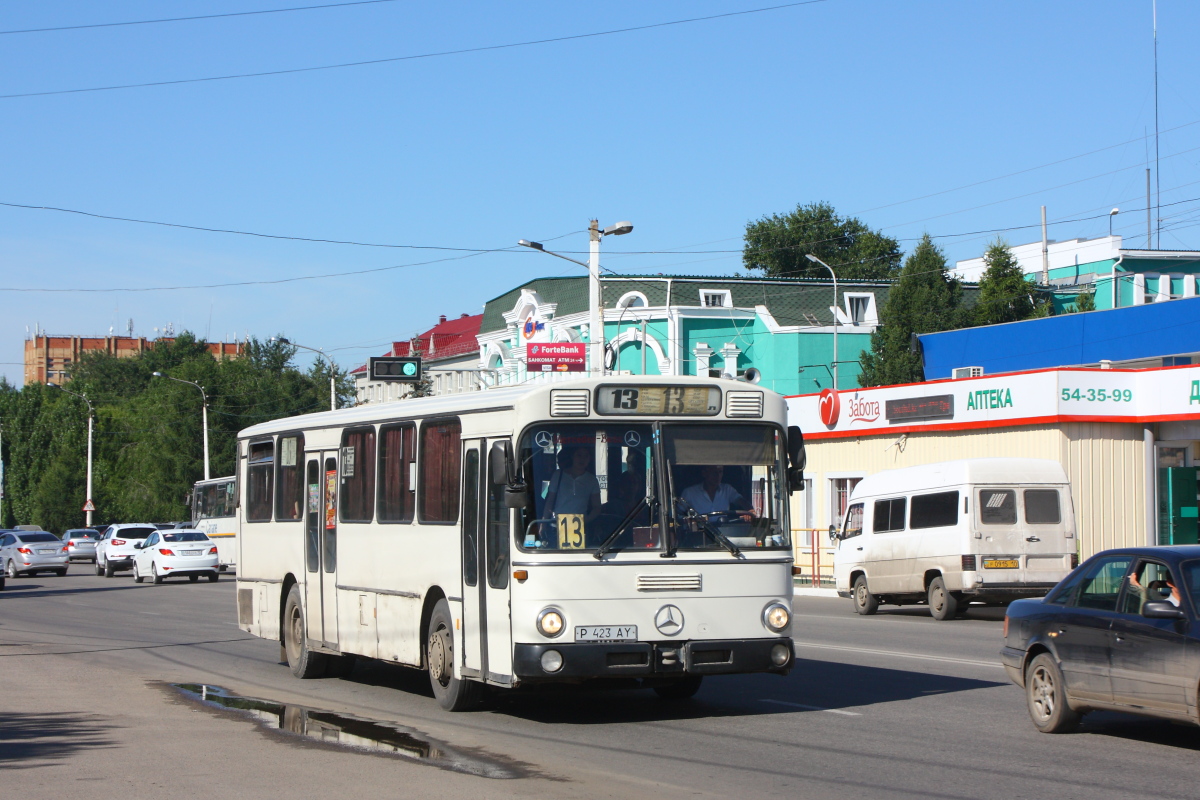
[542,446,602,522]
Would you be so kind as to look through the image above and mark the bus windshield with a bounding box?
[517,422,788,553]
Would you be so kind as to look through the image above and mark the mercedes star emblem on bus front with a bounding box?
[654,605,684,636]
[534,431,554,449]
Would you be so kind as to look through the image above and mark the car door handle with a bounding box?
[856,546,863,551]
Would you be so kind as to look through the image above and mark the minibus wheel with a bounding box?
[928,577,958,621]
[426,598,485,711]
[283,584,328,679]
[853,576,878,615]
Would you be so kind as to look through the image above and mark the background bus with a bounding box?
[191,476,237,569]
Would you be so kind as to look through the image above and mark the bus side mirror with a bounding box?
[504,487,528,509]
[786,425,806,493]
[490,441,512,485]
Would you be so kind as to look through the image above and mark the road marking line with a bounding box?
[793,641,1004,669]
[760,699,861,716]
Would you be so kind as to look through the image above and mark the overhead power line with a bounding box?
[0,0,404,36]
[0,1,830,100]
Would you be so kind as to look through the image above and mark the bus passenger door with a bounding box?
[460,440,485,676]
[484,439,514,682]
[303,453,339,649]
[303,458,323,644]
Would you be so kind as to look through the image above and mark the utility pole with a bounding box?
[588,220,604,376]
[1040,205,1050,285]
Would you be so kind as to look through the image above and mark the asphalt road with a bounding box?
[2,570,1198,800]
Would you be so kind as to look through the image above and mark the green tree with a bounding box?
[1070,290,1096,313]
[973,239,1045,325]
[743,201,902,281]
[859,235,967,387]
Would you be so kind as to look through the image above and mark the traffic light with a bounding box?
[369,357,423,383]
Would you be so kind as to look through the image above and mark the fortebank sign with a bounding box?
[788,365,1200,439]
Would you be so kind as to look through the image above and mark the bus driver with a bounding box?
[680,465,753,521]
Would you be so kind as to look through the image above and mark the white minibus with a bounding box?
[831,458,1077,620]
[234,375,806,709]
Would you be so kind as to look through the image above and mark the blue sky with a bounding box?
[2,0,1198,385]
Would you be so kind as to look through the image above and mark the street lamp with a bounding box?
[805,253,840,391]
[520,219,633,376]
[152,372,210,481]
[272,336,337,411]
[1109,208,1120,237]
[47,382,95,526]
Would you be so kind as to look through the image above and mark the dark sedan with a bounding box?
[1001,545,1200,733]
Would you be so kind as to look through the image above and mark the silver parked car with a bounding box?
[1,531,69,578]
[95,524,157,577]
[62,528,100,562]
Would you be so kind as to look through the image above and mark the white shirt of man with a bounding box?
[547,470,601,515]
[680,482,745,515]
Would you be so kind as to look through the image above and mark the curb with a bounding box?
[793,587,840,598]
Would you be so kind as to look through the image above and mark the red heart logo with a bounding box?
[819,389,841,428]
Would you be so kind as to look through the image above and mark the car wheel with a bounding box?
[1025,653,1082,733]
[104,560,116,578]
[426,598,485,711]
[189,574,199,582]
[133,562,144,583]
[928,576,957,621]
[208,571,219,583]
[55,569,67,577]
[0,575,5,591]
[853,575,878,615]
[152,563,165,584]
[653,675,703,700]
[95,559,104,576]
[6,560,18,579]
[283,584,328,679]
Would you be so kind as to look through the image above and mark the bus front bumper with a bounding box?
[513,637,794,681]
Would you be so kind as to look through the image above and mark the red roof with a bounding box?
[352,313,482,374]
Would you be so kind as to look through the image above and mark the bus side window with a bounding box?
[378,424,416,523]
[419,419,462,524]
[247,440,275,522]
[276,434,305,521]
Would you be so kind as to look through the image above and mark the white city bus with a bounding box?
[234,375,805,710]
[191,476,238,569]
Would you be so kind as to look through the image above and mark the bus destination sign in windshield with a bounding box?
[596,385,721,416]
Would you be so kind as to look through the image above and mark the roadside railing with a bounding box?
[792,528,836,589]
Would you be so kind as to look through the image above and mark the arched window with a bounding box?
[616,291,649,309]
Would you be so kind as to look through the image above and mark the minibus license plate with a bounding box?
[983,559,1019,569]
[576,625,637,643]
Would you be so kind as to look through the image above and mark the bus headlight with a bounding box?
[537,608,564,638]
[763,602,791,633]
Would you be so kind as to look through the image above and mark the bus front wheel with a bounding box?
[283,585,328,679]
[426,598,484,711]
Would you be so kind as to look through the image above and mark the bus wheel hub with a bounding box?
[428,629,451,685]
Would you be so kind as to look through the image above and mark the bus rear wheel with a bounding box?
[426,598,484,711]
[283,584,328,679]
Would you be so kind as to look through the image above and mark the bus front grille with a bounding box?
[637,573,702,592]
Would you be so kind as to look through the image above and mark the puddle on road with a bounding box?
[171,683,524,779]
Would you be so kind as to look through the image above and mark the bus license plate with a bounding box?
[575,625,637,643]
[983,559,1019,569]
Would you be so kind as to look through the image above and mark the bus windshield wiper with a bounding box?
[677,501,742,558]
[594,497,649,560]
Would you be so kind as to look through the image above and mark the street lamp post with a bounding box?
[273,336,337,411]
[152,372,210,481]
[805,253,840,391]
[1109,208,1120,237]
[520,219,633,375]
[47,382,95,526]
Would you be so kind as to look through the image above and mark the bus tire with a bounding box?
[853,575,878,615]
[426,598,484,711]
[653,675,703,700]
[928,576,957,621]
[283,584,328,679]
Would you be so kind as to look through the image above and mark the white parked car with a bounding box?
[132,529,219,584]
[95,524,157,577]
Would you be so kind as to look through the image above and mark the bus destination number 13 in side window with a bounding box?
[596,386,721,416]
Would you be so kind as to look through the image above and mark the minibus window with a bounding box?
[910,491,959,529]
[1024,490,1061,524]
[979,489,1017,525]
[842,503,864,539]
[873,498,906,533]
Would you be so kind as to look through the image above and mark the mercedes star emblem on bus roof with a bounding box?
[654,604,684,636]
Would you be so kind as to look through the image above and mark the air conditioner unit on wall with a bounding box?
[952,366,984,379]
